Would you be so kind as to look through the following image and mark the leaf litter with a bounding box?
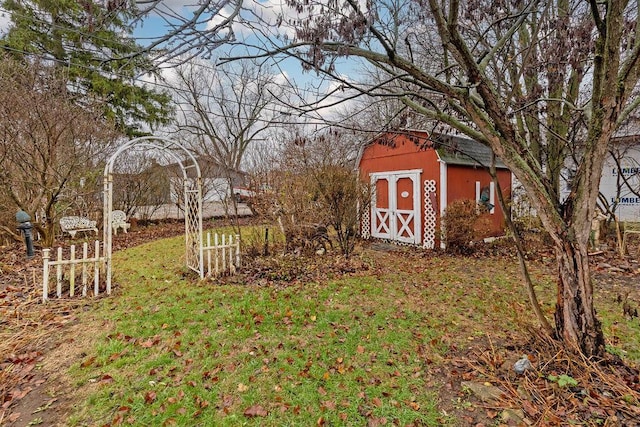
[0,220,187,425]
[1,223,640,425]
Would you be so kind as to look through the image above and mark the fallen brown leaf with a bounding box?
[144,391,157,404]
[243,404,268,417]
[80,356,96,367]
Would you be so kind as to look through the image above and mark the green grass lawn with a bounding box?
[64,230,640,426]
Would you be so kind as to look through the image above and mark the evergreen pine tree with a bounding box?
[1,0,172,136]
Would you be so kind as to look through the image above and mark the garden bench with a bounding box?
[59,216,98,238]
[111,210,131,235]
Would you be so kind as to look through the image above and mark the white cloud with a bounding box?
[153,0,194,8]
[0,9,12,36]
[313,78,359,121]
[134,0,199,14]
[136,1,367,129]
[206,0,300,40]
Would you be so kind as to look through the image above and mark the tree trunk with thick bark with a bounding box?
[554,239,605,356]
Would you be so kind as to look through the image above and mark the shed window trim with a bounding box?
[476,181,496,214]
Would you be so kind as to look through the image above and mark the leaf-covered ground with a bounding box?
[0,220,188,426]
[1,223,639,426]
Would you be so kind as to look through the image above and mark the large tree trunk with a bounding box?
[554,239,605,356]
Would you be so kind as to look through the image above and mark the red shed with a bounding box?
[357,131,512,248]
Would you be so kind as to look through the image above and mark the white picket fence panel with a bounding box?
[202,232,240,277]
[42,241,106,302]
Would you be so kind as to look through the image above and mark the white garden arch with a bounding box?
[103,136,203,292]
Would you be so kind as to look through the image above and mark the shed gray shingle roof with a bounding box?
[432,134,507,169]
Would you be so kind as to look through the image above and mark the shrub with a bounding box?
[241,225,285,258]
[442,199,492,254]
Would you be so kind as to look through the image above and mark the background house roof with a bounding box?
[163,157,248,183]
[433,134,507,169]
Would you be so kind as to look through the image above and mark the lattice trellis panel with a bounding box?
[361,204,370,239]
[423,180,437,249]
[370,185,377,237]
[185,186,203,276]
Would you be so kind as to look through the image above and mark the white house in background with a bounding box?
[512,135,640,223]
[169,176,233,202]
[599,136,640,221]
[133,157,253,221]
[552,133,640,222]
[164,157,250,203]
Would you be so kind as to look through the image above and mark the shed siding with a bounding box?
[358,131,511,246]
[359,135,441,246]
[445,165,510,233]
[358,137,440,183]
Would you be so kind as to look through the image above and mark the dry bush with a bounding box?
[264,166,367,257]
[312,165,368,257]
[0,202,20,245]
[442,199,492,254]
[240,225,286,258]
[262,130,365,257]
[0,56,118,246]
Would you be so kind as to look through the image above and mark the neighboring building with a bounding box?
[164,157,249,203]
[357,131,512,248]
[599,135,640,221]
[555,128,640,222]
[124,157,253,220]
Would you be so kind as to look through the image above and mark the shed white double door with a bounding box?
[370,170,422,244]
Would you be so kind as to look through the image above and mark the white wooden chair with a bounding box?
[112,210,131,235]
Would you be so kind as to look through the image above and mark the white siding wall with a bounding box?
[600,147,640,221]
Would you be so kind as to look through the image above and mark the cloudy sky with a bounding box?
[0,1,357,126]
[136,1,361,123]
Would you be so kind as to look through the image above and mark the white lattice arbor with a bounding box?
[103,136,203,291]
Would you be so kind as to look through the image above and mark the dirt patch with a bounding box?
[0,306,84,427]
[430,330,640,426]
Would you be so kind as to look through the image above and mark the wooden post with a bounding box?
[105,173,113,295]
[56,247,63,298]
[82,242,88,296]
[228,235,234,274]
[214,233,219,275]
[206,232,211,276]
[263,227,269,256]
[69,245,76,297]
[222,234,227,274]
[42,248,50,303]
[228,234,232,273]
[235,234,240,273]
[94,240,100,296]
